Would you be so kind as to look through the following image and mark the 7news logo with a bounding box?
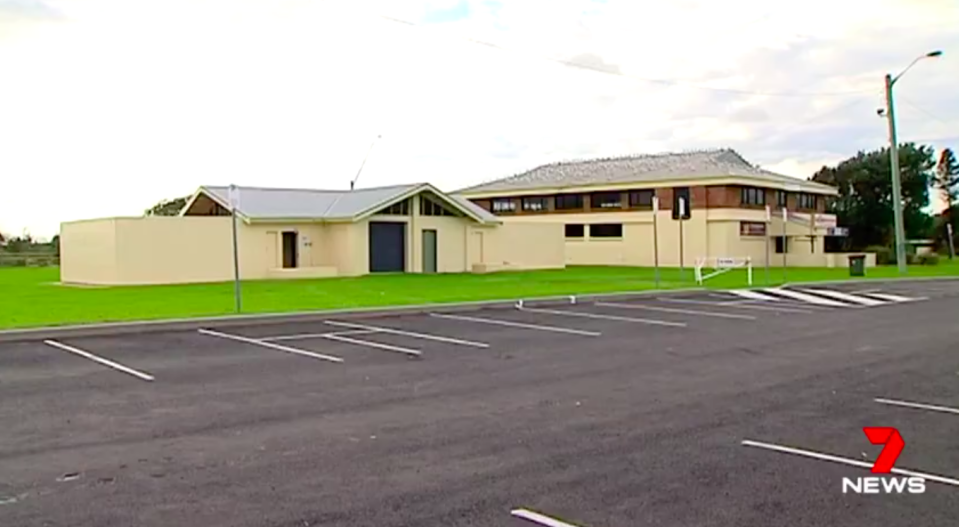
[842,427,926,494]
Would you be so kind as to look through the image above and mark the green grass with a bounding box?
[1,262,958,330]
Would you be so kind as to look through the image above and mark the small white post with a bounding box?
[747,257,753,286]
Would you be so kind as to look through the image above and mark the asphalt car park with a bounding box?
[1,280,959,526]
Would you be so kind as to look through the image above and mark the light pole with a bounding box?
[882,50,942,274]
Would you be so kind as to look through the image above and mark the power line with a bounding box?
[898,96,959,127]
[374,13,876,99]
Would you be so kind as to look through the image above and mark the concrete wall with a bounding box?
[60,218,119,284]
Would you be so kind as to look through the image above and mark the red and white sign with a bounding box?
[842,427,926,494]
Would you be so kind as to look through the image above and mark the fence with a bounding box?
[0,251,60,267]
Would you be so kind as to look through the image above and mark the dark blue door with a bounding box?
[369,222,406,273]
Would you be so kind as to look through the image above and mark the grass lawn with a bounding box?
[1,262,958,330]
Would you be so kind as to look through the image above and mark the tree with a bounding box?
[145,196,190,216]
[936,148,959,213]
[811,143,936,250]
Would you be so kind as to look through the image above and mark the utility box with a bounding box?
[848,254,866,277]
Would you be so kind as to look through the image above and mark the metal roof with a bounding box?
[197,183,497,223]
[457,149,838,195]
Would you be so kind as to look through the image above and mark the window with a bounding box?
[420,197,456,217]
[522,196,549,212]
[590,192,622,209]
[629,189,655,208]
[740,221,767,236]
[555,194,584,210]
[565,224,585,238]
[672,187,691,219]
[377,199,410,215]
[740,187,766,206]
[589,223,623,238]
[775,236,789,254]
[797,193,818,210]
[776,190,787,208]
[491,198,516,213]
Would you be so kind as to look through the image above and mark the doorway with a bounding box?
[422,229,437,273]
[282,231,298,268]
[369,222,406,273]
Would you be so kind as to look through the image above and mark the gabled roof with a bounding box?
[183,183,498,224]
[457,149,838,196]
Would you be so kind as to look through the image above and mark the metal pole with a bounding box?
[652,196,660,287]
[885,73,908,274]
[765,205,771,284]
[678,197,685,278]
[948,223,956,260]
[229,184,242,313]
[782,207,788,284]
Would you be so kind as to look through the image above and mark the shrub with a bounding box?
[866,245,895,265]
[905,253,920,265]
[918,253,940,266]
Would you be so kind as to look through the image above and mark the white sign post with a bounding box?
[781,206,788,284]
[948,223,956,260]
[765,205,771,285]
[678,197,686,277]
[229,184,242,313]
[652,196,660,287]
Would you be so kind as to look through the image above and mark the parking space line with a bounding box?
[800,289,886,306]
[875,397,959,416]
[319,333,422,357]
[764,288,852,307]
[43,339,155,382]
[324,320,489,348]
[657,298,815,314]
[263,329,379,341]
[595,302,757,320]
[429,313,601,336]
[511,508,585,527]
[197,329,344,363]
[520,307,686,327]
[742,439,959,487]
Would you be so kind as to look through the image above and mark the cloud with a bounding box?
[0,0,957,236]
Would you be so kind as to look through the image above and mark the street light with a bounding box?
[883,50,942,274]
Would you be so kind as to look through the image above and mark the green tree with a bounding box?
[811,143,936,249]
[936,148,959,212]
[145,196,190,216]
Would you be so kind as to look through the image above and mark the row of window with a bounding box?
[739,187,819,210]
[491,187,819,215]
[565,223,623,239]
[376,197,459,217]
[492,189,657,214]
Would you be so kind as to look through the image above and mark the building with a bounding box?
[457,149,871,269]
[60,183,565,285]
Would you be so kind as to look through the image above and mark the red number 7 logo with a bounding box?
[863,427,905,473]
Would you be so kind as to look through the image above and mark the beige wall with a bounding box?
[113,217,234,284]
[60,218,119,284]
[468,222,565,272]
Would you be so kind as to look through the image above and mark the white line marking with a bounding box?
[43,340,155,382]
[511,509,585,527]
[197,329,344,363]
[875,397,959,416]
[852,288,882,294]
[862,292,924,303]
[657,297,815,314]
[319,333,422,357]
[728,290,789,302]
[799,289,887,306]
[520,307,686,327]
[262,329,380,341]
[742,439,959,487]
[324,320,489,348]
[429,313,600,336]
[762,288,853,307]
[595,302,757,320]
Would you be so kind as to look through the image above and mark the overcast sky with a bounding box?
[1,0,957,238]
